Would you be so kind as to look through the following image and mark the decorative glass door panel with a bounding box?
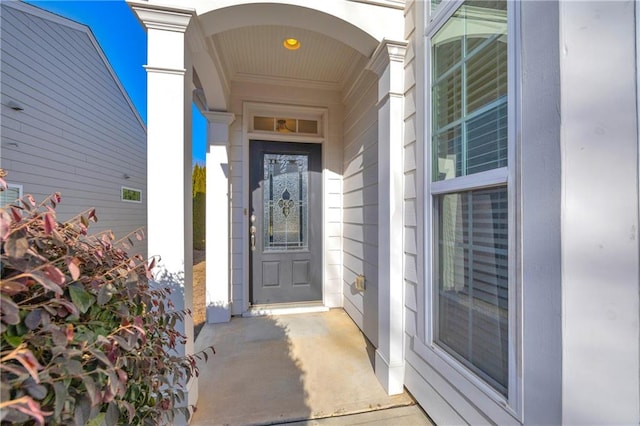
[249,141,322,305]
[263,154,308,251]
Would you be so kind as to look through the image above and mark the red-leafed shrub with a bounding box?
[0,171,212,425]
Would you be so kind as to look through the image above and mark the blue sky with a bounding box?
[25,0,208,166]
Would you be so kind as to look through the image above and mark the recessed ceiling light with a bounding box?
[283,38,300,50]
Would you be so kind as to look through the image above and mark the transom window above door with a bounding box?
[244,103,327,142]
[253,116,319,135]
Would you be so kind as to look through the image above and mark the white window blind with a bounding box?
[436,187,508,394]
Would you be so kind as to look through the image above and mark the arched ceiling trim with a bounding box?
[193,1,403,57]
[160,0,404,111]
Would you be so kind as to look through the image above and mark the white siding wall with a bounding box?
[560,1,640,423]
[227,81,344,314]
[0,3,146,251]
[342,72,379,346]
[403,1,564,424]
[402,0,421,353]
[228,119,245,315]
[401,0,443,420]
[404,1,639,425]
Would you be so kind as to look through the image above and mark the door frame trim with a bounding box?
[242,102,329,313]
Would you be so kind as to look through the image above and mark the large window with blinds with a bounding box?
[429,0,510,396]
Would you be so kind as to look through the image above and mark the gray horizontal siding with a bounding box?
[342,72,378,346]
[1,3,146,255]
[402,0,434,422]
[229,123,244,315]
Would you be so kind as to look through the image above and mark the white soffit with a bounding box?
[212,25,365,90]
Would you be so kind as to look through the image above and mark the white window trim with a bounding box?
[422,0,523,420]
[429,0,465,28]
[121,186,142,203]
[430,167,508,195]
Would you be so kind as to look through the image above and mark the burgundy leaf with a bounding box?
[121,400,136,423]
[50,298,79,317]
[10,206,22,222]
[27,271,62,294]
[42,265,65,286]
[24,381,48,400]
[117,368,127,384]
[0,295,20,325]
[67,257,81,281]
[64,359,82,377]
[43,212,56,235]
[107,368,123,396]
[87,347,113,368]
[103,386,114,404]
[53,382,67,420]
[4,396,51,426]
[25,309,42,330]
[101,234,111,248]
[1,279,28,295]
[50,327,67,347]
[0,209,11,240]
[5,234,28,258]
[20,198,33,211]
[133,316,143,327]
[82,376,101,407]
[97,284,114,306]
[7,347,44,383]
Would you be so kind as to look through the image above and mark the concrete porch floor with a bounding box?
[190,309,434,425]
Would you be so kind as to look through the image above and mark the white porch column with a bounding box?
[368,40,407,395]
[128,2,197,415]
[203,111,235,323]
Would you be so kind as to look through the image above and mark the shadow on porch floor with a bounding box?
[190,309,433,425]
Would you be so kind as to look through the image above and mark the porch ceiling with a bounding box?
[210,25,367,91]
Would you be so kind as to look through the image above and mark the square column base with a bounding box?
[375,349,405,395]
[206,302,231,323]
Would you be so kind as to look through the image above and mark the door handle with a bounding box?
[250,214,256,251]
[250,226,256,251]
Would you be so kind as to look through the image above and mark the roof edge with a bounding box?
[4,1,147,132]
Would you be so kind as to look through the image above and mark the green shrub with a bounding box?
[193,192,206,251]
[192,164,206,251]
[0,186,213,425]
